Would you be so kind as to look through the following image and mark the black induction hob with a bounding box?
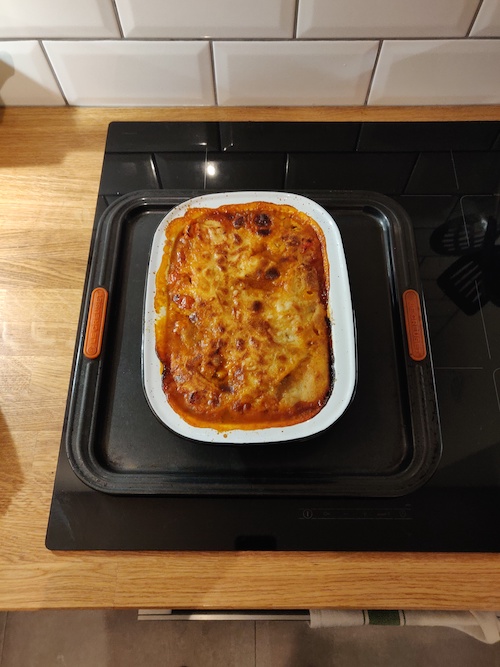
[46,120,500,552]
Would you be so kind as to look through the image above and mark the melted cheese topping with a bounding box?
[154,201,332,430]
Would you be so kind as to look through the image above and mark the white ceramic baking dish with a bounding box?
[142,191,356,444]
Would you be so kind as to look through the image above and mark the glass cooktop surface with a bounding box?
[46,120,500,551]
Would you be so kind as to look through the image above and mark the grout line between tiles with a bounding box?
[3,36,500,43]
[467,0,486,37]
[292,0,300,39]
[110,0,126,39]
[209,40,219,106]
[38,39,69,105]
[364,40,383,106]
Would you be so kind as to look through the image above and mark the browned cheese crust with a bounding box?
[154,201,332,430]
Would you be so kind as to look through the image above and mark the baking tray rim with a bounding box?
[62,189,442,497]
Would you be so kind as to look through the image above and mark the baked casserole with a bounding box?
[154,200,332,430]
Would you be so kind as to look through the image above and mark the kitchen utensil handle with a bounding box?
[402,289,427,362]
[83,287,108,359]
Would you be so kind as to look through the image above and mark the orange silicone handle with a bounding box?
[402,289,427,362]
[83,287,108,360]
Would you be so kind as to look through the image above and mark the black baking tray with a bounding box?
[63,190,442,497]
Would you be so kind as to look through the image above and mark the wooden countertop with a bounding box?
[1,105,500,611]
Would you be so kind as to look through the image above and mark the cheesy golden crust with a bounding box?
[154,201,332,430]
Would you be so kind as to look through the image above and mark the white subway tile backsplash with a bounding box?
[470,0,500,36]
[114,0,296,38]
[43,41,215,106]
[0,41,65,106]
[0,0,119,39]
[213,41,379,106]
[0,0,499,107]
[368,39,500,105]
[296,0,481,38]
